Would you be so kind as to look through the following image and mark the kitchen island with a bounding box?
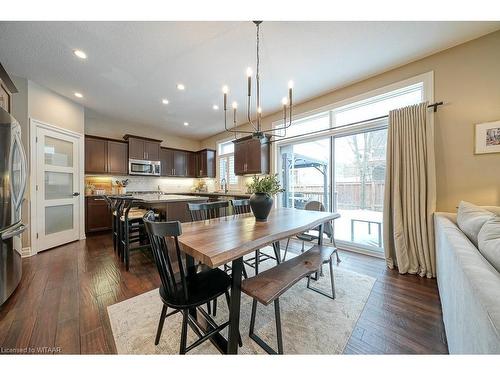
[131,193,209,223]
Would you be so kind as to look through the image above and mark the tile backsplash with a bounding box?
[85,175,216,195]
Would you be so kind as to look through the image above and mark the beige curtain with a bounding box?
[383,102,436,278]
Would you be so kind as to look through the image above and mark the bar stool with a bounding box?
[103,195,121,254]
[117,198,151,271]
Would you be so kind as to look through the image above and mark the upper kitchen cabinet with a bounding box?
[85,136,128,175]
[124,134,161,161]
[233,135,270,175]
[197,149,216,178]
[85,136,108,174]
[0,62,17,114]
[107,140,128,175]
[160,148,189,177]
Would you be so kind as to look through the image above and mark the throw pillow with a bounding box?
[457,201,495,247]
[478,216,500,273]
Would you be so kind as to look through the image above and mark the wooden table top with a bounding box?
[179,208,339,268]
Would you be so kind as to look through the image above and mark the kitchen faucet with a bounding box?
[220,178,228,194]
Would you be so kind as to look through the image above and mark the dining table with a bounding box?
[178,207,339,354]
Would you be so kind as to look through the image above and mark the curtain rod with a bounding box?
[267,101,443,144]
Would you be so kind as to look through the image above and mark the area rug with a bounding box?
[107,248,376,354]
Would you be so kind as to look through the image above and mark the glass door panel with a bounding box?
[36,126,80,251]
[279,138,331,210]
[333,129,387,251]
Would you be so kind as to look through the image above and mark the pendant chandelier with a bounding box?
[222,21,294,141]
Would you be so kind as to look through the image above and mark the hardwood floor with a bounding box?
[0,233,448,354]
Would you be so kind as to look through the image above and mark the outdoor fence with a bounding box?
[285,182,384,211]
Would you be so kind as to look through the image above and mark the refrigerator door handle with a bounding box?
[9,128,28,213]
[0,222,27,240]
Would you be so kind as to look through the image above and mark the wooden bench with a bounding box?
[241,244,337,354]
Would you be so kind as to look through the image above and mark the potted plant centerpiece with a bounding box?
[247,174,284,222]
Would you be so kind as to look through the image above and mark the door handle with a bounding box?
[73,192,80,196]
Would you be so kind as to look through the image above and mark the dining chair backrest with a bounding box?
[143,211,189,302]
[187,200,229,221]
[304,200,333,238]
[231,199,251,215]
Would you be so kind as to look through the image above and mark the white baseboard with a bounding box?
[21,247,32,257]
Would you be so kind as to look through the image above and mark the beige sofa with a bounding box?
[434,206,500,354]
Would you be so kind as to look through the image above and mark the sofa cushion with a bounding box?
[478,216,500,273]
[457,201,496,247]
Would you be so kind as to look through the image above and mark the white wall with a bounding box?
[85,109,201,151]
[28,80,84,134]
[11,77,85,250]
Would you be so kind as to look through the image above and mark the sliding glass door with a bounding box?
[333,128,387,252]
[279,138,331,210]
[276,76,428,255]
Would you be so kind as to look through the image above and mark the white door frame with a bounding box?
[29,118,85,255]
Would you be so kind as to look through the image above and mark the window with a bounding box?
[275,73,432,256]
[217,139,238,189]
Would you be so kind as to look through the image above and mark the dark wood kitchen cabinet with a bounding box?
[85,196,112,233]
[0,63,17,114]
[160,148,188,177]
[85,136,128,175]
[85,136,108,174]
[124,134,161,161]
[196,149,216,178]
[107,140,128,174]
[233,135,270,175]
[187,152,197,177]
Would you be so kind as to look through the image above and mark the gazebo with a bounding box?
[280,152,329,209]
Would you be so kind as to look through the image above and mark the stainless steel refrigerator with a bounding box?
[0,106,28,306]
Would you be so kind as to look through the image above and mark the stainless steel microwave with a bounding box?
[129,159,161,176]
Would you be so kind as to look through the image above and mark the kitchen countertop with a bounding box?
[131,194,208,203]
[184,192,251,199]
[85,192,251,200]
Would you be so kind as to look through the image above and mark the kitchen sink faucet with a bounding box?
[221,178,228,194]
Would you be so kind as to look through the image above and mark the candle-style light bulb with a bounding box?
[257,106,262,114]
[281,97,288,106]
[246,67,252,97]
[222,85,229,111]
[232,102,237,126]
[288,80,294,89]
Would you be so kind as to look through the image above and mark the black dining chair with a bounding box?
[231,199,278,275]
[187,200,229,221]
[187,200,247,316]
[283,200,340,264]
[143,211,242,354]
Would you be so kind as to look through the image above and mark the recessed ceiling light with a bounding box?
[177,83,185,91]
[212,105,219,110]
[74,92,83,98]
[183,122,189,126]
[162,99,169,104]
[73,49,87,59]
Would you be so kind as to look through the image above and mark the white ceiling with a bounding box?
[0,21,499,140]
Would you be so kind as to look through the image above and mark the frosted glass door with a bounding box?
[36,126,80,251]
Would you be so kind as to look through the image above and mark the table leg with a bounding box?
[185,254,197,319]
[272,241,281,264]
[228,257,243,354]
